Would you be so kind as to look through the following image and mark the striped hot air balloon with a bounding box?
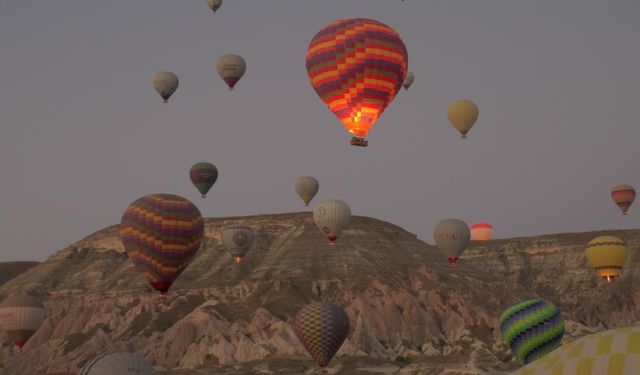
[79,351,157,375]
[120,194,204,296]
[190,162,218,198]
[306,18,408,147]
[0,294,46,349]
[293,302,350,368]
[511,326,640,375]
[585,236,629,283]
[611,184,635,215]
[500,299,565,365]
[471,222,493,240]
[220,224,255,264]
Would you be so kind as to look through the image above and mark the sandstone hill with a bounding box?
[0,212,638,374]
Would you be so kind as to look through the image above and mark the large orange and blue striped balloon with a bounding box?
[120,194,204,295]
[306,18,408,142]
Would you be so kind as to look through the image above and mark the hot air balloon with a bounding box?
[294,176,319,206]
[611,184,635,215]
[206,0,222,13]
[511,326,640,375]
[500,299,565,365]
[293,302,350,368]
[313,199,351,245]
[220,224,255,264]
[402,71,415,90]
[470,222,493,240]
[217,54,246,90]
[153,71,179,103]
[447,99,478,138]
[305,18,408,147]
[433,219,470,265]
[0,294,46,349]
[120,194,204,296]
[79,351,157,375]
[585,236,629,283]
[190,162,218,198]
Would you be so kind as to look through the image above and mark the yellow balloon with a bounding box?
[585,236,629,283]
[447,99,479,138]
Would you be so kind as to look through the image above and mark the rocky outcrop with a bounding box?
[0,212,638,374]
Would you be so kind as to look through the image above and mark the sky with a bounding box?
[1,0,640,262]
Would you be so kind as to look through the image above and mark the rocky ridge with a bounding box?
[0,212,638,374]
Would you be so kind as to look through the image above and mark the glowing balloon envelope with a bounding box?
[79,351,157,375]
[190,162,218,198]
[220,224,255,264]
[206,0,222,13]
[611,184,635,215]
[500,299,565,365]
[585,235,629,283]
[447,99,478,138]
[294,176,319,206]
[0,294,46,349]
[470,222,493,240]
[217,54,246,90]
[120,194,204,295]
[313,199,351,245]
[293,302,350,368]
[433,218,470,265]
[153,71,179,103]
[305,18,408,147]
[511,326,640,375]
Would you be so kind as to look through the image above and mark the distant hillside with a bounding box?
[0,212,638,374]
[0,261,39,286]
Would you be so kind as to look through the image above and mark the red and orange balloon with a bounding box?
[306,18,408,145]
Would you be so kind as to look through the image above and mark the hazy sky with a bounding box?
[1,1,640,261]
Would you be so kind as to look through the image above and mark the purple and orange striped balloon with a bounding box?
[120,194,204,295]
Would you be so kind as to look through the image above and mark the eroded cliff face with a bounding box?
[0,212,638,374]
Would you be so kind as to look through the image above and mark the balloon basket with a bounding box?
[350,137,368,147]
[461,134,467,139]
[163,100,168,104]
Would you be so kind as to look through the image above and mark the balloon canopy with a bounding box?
[120,194,204,295]
[306,18,408,146]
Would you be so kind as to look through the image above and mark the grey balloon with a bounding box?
[402,71,414,90]
[152,71,179,103]
[313,199,351,245]
[220,224,255,264]
[294,176,319,206]
[206,0,222,13]
[78,351,157,375]
[433,218,470,266]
